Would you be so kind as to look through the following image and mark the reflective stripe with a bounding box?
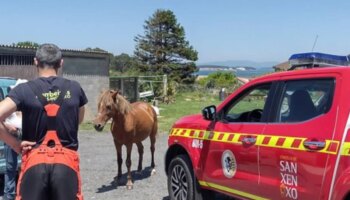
[340,142,350,156]
[170,128,340,155]
[199,180,269,200]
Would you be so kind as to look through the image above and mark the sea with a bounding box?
[195,67,274,78]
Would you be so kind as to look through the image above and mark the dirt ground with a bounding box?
[1,130,233,200]
[78,131,169,200]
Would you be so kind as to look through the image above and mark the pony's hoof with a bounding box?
[151,168,156,176]
[126,185,133,190]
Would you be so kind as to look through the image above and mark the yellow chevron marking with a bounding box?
[212,132,222,141]
[269,136,279,147]
[170,128,341,155]
[232,133,241,143]
[284,137,296,148]
[320,140,340,154]
[185,129,191,137]
[340,142,350,156]
[170,128,177,135]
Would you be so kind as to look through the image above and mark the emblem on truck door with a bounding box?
[221,150,237,178]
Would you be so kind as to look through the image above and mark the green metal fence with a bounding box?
[110,76,139,102]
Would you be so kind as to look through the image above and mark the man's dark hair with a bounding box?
[35,43,62,69]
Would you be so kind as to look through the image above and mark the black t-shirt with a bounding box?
[8,76,88,150]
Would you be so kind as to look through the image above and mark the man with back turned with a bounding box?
[0,43,88,200]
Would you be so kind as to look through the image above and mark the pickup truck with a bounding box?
[165,53,350,200]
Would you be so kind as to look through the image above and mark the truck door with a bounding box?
[258,77,337,199]
[201,82,275,199]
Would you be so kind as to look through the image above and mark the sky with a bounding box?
[1,0,350,64]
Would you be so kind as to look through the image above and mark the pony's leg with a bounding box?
[136,142,144,172]
[125,143,133,190]
[150,132,156,175]
[113,140,123,179]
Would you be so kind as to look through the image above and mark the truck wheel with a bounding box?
[168,155,213,200]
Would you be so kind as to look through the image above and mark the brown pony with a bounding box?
[93,90,158,190]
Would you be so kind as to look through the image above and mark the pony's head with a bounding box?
[93,90,131,132]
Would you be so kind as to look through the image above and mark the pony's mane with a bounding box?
[114,91,132,114]
[97,90,111,109]
[98,90,132,115]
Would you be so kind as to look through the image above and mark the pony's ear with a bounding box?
[115,89,122,95]
[111,91,118,102]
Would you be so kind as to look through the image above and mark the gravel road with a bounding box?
[79,130,233,200]
[0,130,233,200]
[79,130,169,200]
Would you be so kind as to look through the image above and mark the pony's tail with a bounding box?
[151,106,158,136]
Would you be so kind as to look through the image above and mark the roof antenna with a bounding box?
[311,34,319,52]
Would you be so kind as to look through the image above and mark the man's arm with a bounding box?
[0,98,21,153]
[79,106,85,124]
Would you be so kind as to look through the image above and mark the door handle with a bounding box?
[242,137,256,145]
[303,140,326,151]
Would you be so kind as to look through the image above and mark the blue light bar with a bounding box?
[289,52,350,68]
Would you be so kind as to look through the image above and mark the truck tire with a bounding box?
[167,155,214,200]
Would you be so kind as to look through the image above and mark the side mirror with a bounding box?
[202,105,217,121]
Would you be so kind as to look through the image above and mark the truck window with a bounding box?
[223,84,271,123]
[277,79,334,123]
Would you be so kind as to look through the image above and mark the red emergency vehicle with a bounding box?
[165,53,350,200]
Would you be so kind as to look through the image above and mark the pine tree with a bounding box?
[134,9,198,83]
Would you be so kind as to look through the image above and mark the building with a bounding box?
[0,44,110,121]
[273,61,290,72]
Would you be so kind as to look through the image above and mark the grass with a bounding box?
[79,122,96,131]
[79,91,222,134]
[157,91,221,134]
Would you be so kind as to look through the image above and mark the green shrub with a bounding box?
[198,71,238,89]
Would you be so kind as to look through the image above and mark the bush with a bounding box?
[197,71,238,89]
